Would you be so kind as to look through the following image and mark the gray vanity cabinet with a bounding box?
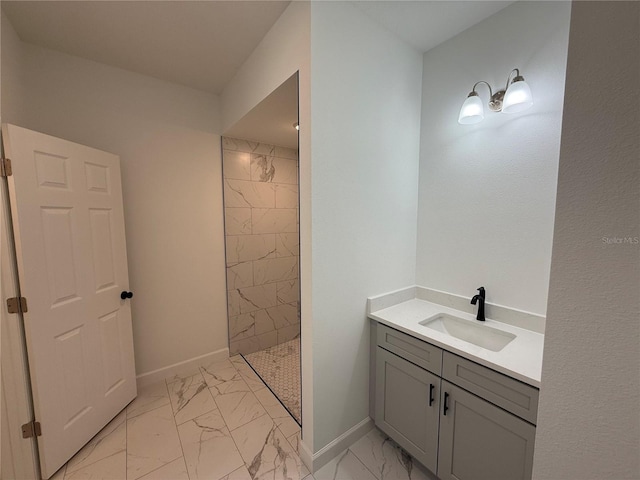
[437,381,536,480]
[375,347,440,473]
[372,323,538,480]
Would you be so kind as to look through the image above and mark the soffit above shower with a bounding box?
[225,74,298,150]
[352,1,515,53]
[1,0,290,95]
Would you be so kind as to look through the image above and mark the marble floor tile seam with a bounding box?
[345,447,383,480]
[251,376,301,427]
[126,384,185,480]
[164,378,197,480]
[62,411,128,479]
[236,356,300,427]
[125,395,174,423]
[129,454,185,480]
[220,410,303,480]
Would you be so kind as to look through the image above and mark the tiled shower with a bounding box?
[222,137,301,422]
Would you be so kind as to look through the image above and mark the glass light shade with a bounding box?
[458,94,484,124]
[502,79,533,113]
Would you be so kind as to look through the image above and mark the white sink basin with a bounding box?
[419,313,516,352]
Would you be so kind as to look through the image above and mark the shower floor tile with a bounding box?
[244,339,301,423]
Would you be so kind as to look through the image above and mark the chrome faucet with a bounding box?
[470,287,486,321]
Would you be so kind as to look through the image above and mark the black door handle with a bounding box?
[443,392,450,416]
[429,384,435,406]
[120,291,133,300]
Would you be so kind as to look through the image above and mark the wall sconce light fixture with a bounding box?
[458,69,533,125]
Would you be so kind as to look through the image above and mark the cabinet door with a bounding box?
[375,347,440,473]
[438,381,536,480]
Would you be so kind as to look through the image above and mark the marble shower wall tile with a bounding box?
[224,179,275,208]
[227,262,254,290]
[253,256,298,285]
[237,283,277,313]
[276,232,300,257]
[265,302,299,329]
[225,208,252,235]
[254,308,277,335]
[229,313,256,342]
[223,137,300,356]
[226,234,276,264]
[275,184,299,208]
[223,137,276,156]
[275,146,298,160]
[277,279,300,305]
[271,158,299,184]
[230,330,278,356]
[278,324,301,344]
[250,154,276,182]
[228,290,242,317]
[252,208,297,234]
[223,150,251,181]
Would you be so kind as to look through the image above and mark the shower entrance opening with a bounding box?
[221,72,301,425]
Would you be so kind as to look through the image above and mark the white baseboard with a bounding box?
[311,417,374,472]
[136,347,229,388]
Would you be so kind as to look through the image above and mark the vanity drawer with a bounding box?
[377,324,442,376]
[442,351,539,424]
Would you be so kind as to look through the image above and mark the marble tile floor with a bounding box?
[244,339,301,424]
[49,354,430,480]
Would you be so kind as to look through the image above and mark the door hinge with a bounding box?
[7,296,28,314]
[21,421,42,438]
[1,157,12,177]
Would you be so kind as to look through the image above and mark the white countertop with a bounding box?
[368,298,544,387]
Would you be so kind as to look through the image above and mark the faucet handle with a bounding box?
[477,286,486,298]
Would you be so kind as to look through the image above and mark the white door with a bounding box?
[1,124,137,479]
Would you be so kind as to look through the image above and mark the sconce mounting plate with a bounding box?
[489,90,505,112]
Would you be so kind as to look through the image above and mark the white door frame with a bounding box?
[1,147,40,480]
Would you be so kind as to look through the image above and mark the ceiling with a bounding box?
[225,73,298,149]
[353,1,515,53]
[2,0,290,95]
[2,0,513,146]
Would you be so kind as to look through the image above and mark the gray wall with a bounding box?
[533,2,640,478]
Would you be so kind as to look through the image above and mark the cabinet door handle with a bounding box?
[429,384,435,406]
[443,392,449,416]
